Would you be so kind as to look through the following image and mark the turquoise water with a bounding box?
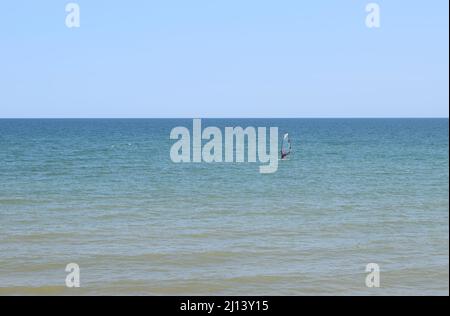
[0,119,448,295]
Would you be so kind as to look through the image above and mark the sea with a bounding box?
[0,119,448,295]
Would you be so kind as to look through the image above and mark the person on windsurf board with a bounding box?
[281,133,292,160]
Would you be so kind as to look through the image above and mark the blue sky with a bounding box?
[0,1,448,117]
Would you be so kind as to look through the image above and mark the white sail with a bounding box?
[281,133,291,156]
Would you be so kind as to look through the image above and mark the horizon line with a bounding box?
[0,117,448,120]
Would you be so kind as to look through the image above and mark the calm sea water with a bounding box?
[0,119,448,295]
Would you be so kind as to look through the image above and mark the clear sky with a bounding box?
[0,1,448,118]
